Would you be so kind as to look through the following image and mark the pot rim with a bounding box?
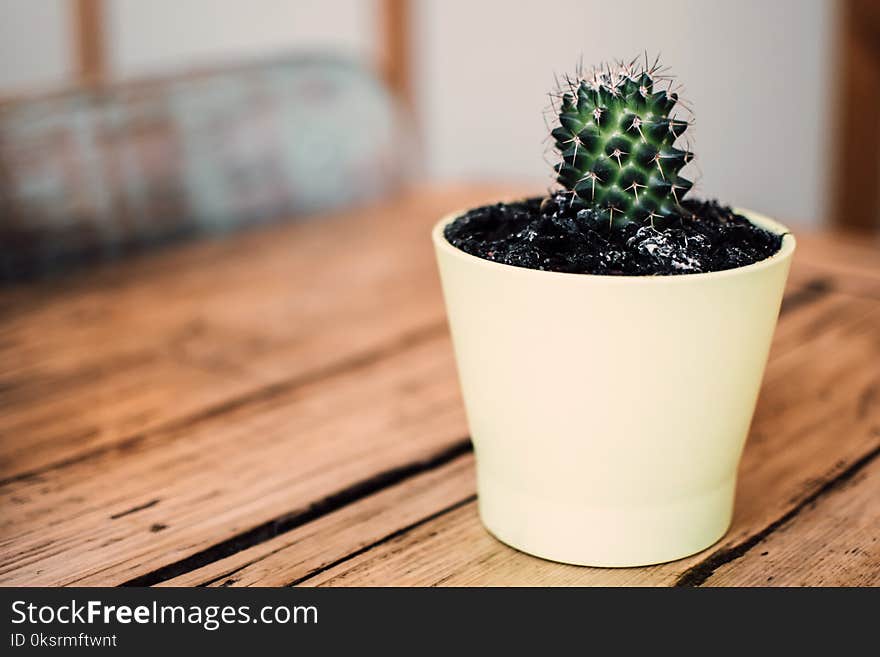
[433,202,796,283]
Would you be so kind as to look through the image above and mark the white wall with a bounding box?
[0,0,374,93]
[0,0,73,93]
[0,1,836,226]
[414,0,836,227]
[107,0,373,79]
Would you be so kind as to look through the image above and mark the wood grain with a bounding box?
[1,185,878,587]
[0,186,516,481]
[0,186,528,586]
[699,453,880,587]
[160,455,476,587]
[790,232,880,299]
[0,331,468,586]
[166,278,880,586]
[277,297,880,586]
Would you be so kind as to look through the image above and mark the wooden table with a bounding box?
[1,185,878,587]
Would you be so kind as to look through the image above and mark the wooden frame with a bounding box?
[70,0,413,101]
[833,0,880,232]
[73,0,106,82]
[378,0,412,106]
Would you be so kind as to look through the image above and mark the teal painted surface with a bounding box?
[0,56,407,280]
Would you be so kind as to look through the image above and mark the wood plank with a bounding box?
[0,186,517,481]
[700,454,880,586]
[161,455,476,587]
[292,299,880,586]
[158,289,880,586]
[0,332,468,586]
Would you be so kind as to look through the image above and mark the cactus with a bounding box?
[551,57,694,228]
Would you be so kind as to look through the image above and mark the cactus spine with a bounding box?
[551,57,694,228]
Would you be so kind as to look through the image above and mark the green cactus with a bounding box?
[551,57,694,228]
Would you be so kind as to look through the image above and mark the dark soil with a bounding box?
[443,193,785,276]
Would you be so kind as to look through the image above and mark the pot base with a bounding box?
[477,473,734,568]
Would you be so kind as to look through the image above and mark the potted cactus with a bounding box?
[432,57,795,567]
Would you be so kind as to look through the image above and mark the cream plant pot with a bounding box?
[433,208,795,567]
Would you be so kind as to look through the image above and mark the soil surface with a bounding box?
[443,194,785,276]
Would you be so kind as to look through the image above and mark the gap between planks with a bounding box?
[674,444,880,586]
[123,439,473,586]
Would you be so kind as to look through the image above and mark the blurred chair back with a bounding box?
[0,55,409,281]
